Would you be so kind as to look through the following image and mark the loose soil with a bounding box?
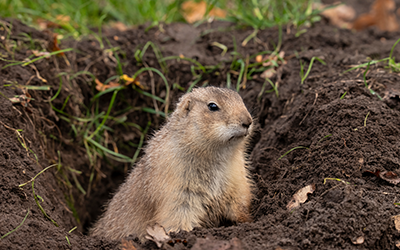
[1,2,400,250]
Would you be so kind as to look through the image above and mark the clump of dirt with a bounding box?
[1,4,400,250]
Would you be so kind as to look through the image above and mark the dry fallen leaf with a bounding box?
[31,50,51,58]
[95,75,143,92]
[351,236,365,245]
[48,32,64,56]
[145,224,170,248]
[320,4,356,29]
[364,169,400,185]
[383,88,400,100]
[192,237,244,250]
[260,68,276,79]
[393,215,400,231]
[287,184,316,210]
[262,51,285,67]
[9,92,32,107]
[109,21,128,32]
[55,15,71,25]
[352,0,399,31]
[181,1,226,24]
[120,74,144,89]
[121,239,137,250]
[259,51,286,79]
[36,14,71,30]
[95,78,120,92]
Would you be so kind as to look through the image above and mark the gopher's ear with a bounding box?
[176,95,192,118]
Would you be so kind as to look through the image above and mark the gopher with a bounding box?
[91,86,254,241]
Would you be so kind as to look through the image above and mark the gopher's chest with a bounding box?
[180,162,247,218]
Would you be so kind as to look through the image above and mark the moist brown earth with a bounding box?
[1,4,400,250]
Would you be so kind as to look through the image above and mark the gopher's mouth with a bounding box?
[228,130,248,142]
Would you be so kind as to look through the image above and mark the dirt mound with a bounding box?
[1,12,400,250]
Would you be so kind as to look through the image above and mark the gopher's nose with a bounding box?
[241,115,252,129]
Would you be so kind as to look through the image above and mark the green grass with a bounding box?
[341,37,400,100]
[19,163,59,227]
[1,209,30,239]
[1,0,185,37]
[1,0,323,38]
[227,0,322,31]
[323,177,351,185]
[278,146,309,160]
[300,56,326,84]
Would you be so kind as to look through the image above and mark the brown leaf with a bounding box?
[55,15,71,25]
[181,1,226,24]
[351,236,365,245]
[364,169,400,185]
[352,0,399,31]
[381,171,400,185]
[320,4,356,29]
[287,184,316,210]
[120,74,144,89]
[192,237,244,250]
[393,215,400,232]
[260,68,276,79]
[121,239,136,250]
[49,33,64,56]
[262,51,285,67]
[259,51,286,79]
[31,50,51,58]
[145,224,170,248]
[95,79,121,92]
[36,18,61,30]
[109,21,128,32]
[383,88,400,100]
[9,92,32,107]
[95,78,107,92]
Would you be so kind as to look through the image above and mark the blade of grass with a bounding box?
[19,163,59,227]
[364,111,370,127]
[187,75,202,93]
[139,41,167,72]
[131,121,151,164]
[132,67,170,114]
[87,89,119,140]
[3,48,73,69]
[301,56,326,84]
[236,59,245,91]
[141,107,166,117]
[323,177,351,185]
[1,209,30,239]
[86,137,133,162]
[266,78,279,97]
[22,85,51,90]
[362,62,382,100]
[342,58,387,75]
[161,56,206,73]
[135,88,165,103]
[278,146,308,160]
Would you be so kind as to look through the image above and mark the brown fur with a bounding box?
[90,86,254,241]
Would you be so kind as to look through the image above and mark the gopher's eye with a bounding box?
[208,102,219,111]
